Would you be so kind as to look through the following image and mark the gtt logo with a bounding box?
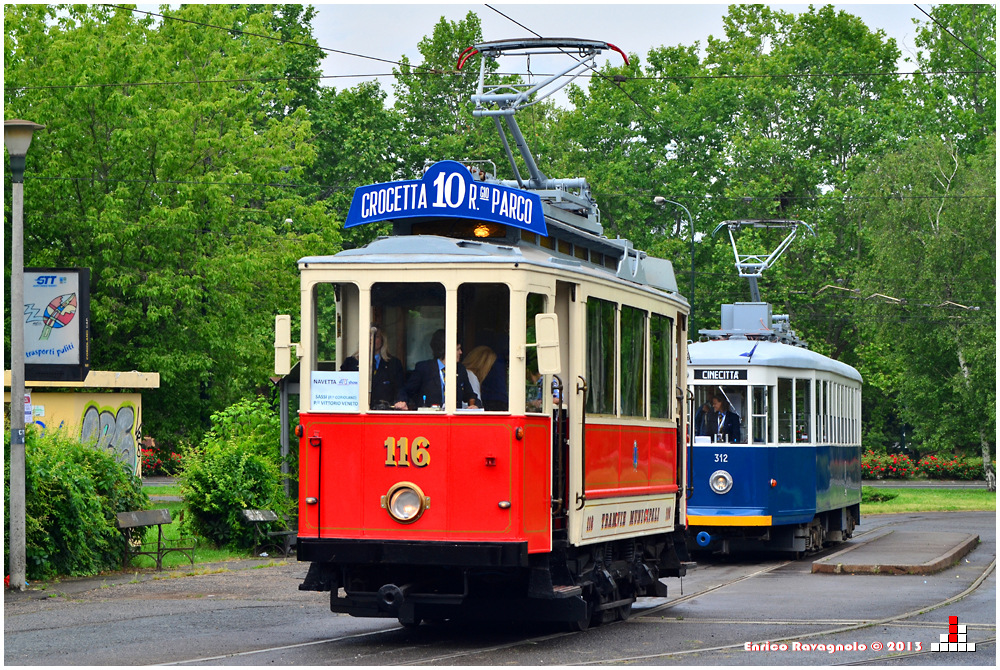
[33,275,59,287]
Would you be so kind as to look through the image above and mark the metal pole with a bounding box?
[9,178,27,592]
[6,119,43,592]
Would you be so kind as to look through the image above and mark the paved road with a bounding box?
[4,511,995,666]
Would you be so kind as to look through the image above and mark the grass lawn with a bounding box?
[861,487,996,515]
[144,483,183,498]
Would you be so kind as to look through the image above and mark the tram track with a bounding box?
[581,557,996,665]
[157,521,992,666]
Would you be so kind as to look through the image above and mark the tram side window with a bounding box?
[796,378,812,443]
[314,283,339,365]
[371,282,445,410]
[620,305,646,418]
[818,380,827,443]
[752,385,770,443]
[777,377,793,444]
[650,313,673,419]
[586,298,616,415]
[459,283,510,411]
[314,282,360,372]
[525,293,547,413]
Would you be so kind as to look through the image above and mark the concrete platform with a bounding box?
[811,530,980,575]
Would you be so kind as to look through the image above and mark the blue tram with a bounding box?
[685,221,862,553]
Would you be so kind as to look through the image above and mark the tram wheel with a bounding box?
[617,601,633,621]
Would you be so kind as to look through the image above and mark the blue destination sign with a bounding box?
[345,160,547,236]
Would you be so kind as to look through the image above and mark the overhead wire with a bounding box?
[24,176,995,203]
[5,4,989,93]
[912,3,996,70]
[100,4,439,74]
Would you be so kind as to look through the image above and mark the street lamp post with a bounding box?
[5,119,45,592]
[653,196,696,333]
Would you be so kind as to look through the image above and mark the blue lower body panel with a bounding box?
[687,443,861,528]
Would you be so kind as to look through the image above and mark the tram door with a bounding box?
[552,281,574,529]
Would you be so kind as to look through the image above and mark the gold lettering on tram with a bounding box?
[384,436,431,468]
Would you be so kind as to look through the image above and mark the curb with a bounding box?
[812,531,980,575]
[4,557,291,602]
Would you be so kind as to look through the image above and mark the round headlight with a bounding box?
[709,469,733,494]
[385,482,427,523]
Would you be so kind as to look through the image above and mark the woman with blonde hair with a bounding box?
[462,345,497,402]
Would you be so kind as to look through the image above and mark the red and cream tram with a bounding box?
[275,39,691,628]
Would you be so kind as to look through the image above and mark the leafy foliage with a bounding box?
[3,4,995,475]
[862,450,917,480]
[3,4,337,446]
[917,455,991,481]
[180,398,292,550]
[140,446,184,476]
[3,426,149,580]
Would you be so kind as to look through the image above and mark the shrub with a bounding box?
[917,455,987,480]
[862,450,917,479]
[4,426,149,580]
[862,489,899,503]
[181,398,292,550]
[140,446,184,476]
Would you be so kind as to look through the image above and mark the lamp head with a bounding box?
[5,120,45,157]
[5,120,45,183]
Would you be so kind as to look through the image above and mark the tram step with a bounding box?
[551,584,583,598]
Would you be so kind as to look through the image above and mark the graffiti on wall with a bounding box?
[80,402,141,473]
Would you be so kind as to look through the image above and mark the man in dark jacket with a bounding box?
[402,329,479,409]
[711,396,742,443]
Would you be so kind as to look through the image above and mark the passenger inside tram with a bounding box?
[401,329,479,410]
[341,327,408,410]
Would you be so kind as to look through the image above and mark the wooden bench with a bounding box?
[241,509,296,558]
[115,509,194,571]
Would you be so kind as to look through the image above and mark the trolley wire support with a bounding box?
[458,38,628,223]
[711,219,817,303]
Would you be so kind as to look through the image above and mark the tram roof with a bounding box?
[299,235,684,300]
[689,339,862,382]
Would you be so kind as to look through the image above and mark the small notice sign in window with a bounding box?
[311,371,359,412]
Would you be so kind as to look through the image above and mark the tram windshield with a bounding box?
[311,281,510,413]
[692,385,747,444]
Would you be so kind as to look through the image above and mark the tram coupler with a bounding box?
[377,583,412,614]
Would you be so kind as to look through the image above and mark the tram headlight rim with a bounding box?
[709,469,734,495]
[384,481,428,524]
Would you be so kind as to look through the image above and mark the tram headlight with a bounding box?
[383,482,428,524]
[709,470,733,495]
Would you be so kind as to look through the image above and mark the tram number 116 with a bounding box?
[384,437,431,467]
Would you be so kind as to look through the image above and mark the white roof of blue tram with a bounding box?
[689,339,862,382]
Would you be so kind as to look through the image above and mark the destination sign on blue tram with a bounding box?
[345,160,547,236]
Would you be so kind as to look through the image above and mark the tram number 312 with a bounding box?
[384,437,432,467]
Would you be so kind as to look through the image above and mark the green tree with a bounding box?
[907,4,996,155]
[308,81,403,248]
[4,4,336,445]
[851,137,996,489]
[391,12,503,175]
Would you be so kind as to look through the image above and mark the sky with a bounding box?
[308,1,932,104]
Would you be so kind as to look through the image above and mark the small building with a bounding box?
[4,370,160,476]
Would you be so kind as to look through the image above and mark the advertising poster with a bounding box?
[23,268,90,381]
